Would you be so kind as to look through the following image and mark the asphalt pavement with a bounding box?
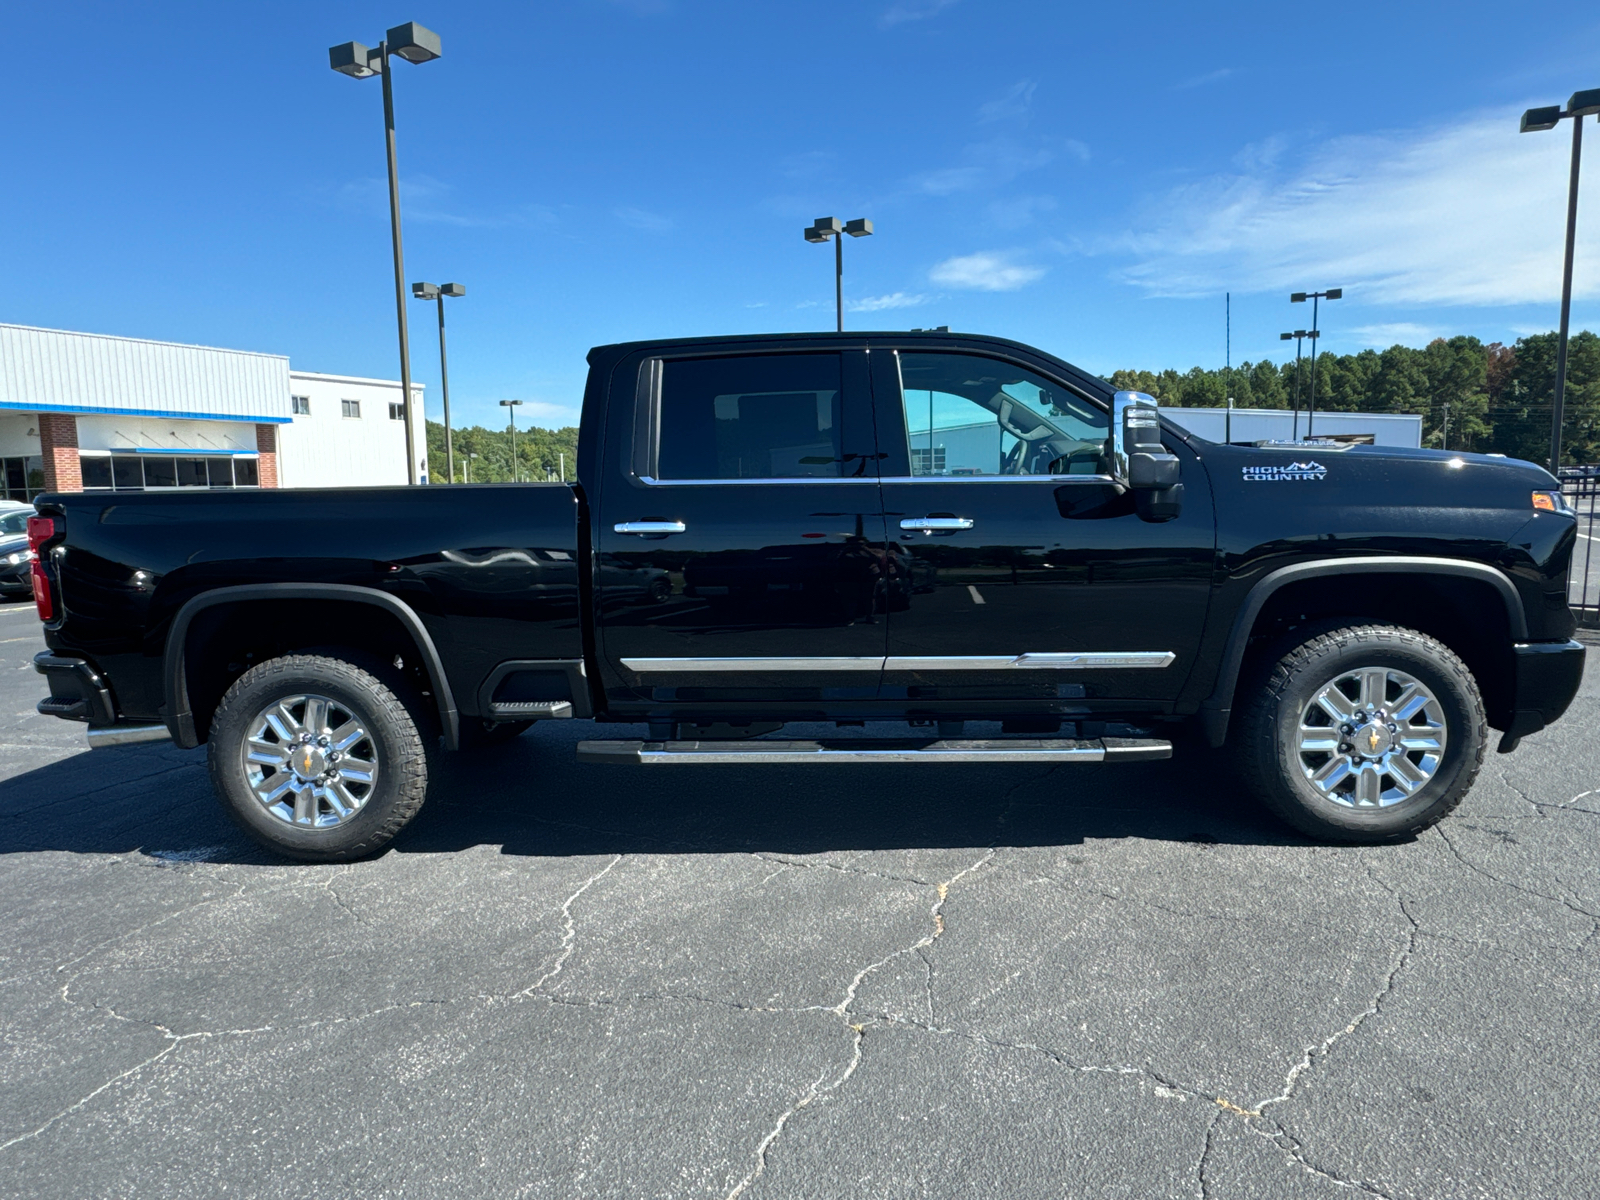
[2,595,1598,1199]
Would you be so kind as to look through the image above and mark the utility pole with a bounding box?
[1291,289,1342,438]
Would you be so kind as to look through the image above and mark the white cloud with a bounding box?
[614,206,673,232]
[1348,323,1446,347]
[848,292,930,312]
[1173,68,1233,91]
[1116,108,1598,306]
[881,0,958,27]
[929,251,1045,291]
[978,79,1037,124]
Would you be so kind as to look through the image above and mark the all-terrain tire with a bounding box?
[1238,624,1486,843]
[207,654,430,862]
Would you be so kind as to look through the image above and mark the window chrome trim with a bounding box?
[621,656,885,672]
[885,652,1175,670]
[881,474,1117,484]
[635,475,881,486]
[619,652,1175,673]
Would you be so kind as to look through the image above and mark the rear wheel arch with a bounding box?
[164,584,460,751]
[1201,558,1525,746]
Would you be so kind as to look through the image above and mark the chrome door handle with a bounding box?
[614,520,687,535]
[900,517,974,531]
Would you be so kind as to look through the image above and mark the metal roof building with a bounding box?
[0,323,426,499]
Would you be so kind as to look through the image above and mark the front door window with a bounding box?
[898,352,1108,478]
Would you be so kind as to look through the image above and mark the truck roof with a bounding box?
[585,330,1114,398]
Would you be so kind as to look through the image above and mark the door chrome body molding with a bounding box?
[619,652,1174,673]
[886,652,1175,670]
[620,656,886,673]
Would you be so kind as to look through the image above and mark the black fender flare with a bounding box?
[163,583,460,751]
[1198,556,1526,747]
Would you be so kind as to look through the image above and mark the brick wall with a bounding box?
[255,424,280,488]
[38,412,82,493]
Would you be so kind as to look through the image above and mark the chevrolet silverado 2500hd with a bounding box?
[29,331,1586,858]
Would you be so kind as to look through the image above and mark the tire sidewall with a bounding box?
[1267,631,1483,837]
[208,657,425,861]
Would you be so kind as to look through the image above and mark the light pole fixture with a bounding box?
[412,280,464,485]
[1521,88,1600,471]
[1290,289,1341,438]
[499,399,523,482]
[1279,329,1317,440]
[465,451,479,483]
[804,216,873,332]
[329,21,443,485]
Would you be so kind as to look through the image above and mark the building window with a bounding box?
[389,402,406,421]
[291,395,311,415]
[909,446,946,475]
[1,456,44,501]
[79,454,261,491]
[341,399,361,419]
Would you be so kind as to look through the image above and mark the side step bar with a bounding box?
[576,736,1171,766]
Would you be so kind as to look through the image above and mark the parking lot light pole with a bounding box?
[329,22,443,485]
[1522,89,1600,471]
[804,217,873,332]
[499,399,523,482]
[412,281,464,484]
[1279,330,1309,440]
[1290,289,1341,438]
[465,451,478,483]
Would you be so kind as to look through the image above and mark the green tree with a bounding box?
[425,420,579,484]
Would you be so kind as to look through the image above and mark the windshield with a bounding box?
[0,511,30,537]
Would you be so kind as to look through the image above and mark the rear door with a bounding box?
[593,346,889,713]
[871,345,1214,710]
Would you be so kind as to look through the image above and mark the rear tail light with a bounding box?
[30,561,52,621]
[27,517,57,621]
[27,516,55,552]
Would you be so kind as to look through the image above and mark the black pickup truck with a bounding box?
[29,331,1586,859]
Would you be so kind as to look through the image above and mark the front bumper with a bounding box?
[34,652,116,726]
[1499,639,1587,749]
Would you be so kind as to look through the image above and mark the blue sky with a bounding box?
[8,2,1600,430]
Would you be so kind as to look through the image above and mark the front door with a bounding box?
[871,346,1214,713]
[594,347,888,715]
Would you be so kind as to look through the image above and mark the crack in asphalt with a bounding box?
[516,855,624,996]
[721,848,996,1200]
[748,853,932,887]
[1435,824,1599,923]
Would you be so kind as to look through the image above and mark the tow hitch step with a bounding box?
[576,737,1171,766]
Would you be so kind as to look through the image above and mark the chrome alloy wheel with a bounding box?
[1296,667,1447,808]
[241,694,378,828]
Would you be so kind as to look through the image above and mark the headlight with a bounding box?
[1532,490,1573,514]
[5,550,33,566]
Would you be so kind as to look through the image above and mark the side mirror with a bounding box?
[1111,390,1183,522]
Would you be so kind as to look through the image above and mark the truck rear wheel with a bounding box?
[207,654,430,862]
[1238,625,1486,843]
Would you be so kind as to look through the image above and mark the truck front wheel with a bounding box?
[1238,625,1486,843]
[207,654,430,862]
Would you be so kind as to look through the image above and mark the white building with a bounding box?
[0,323,427,500]
[1158,406,1423,448]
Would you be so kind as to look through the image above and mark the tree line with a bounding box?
[424,419,579,483]
[1109,330,1600,464]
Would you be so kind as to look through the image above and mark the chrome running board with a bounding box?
[576,737,1171,766]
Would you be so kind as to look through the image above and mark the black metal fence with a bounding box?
[1563,467,1599,629]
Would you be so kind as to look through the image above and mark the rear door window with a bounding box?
[656,354,845,480]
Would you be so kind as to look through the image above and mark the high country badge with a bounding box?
[1242,461,1328,482]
